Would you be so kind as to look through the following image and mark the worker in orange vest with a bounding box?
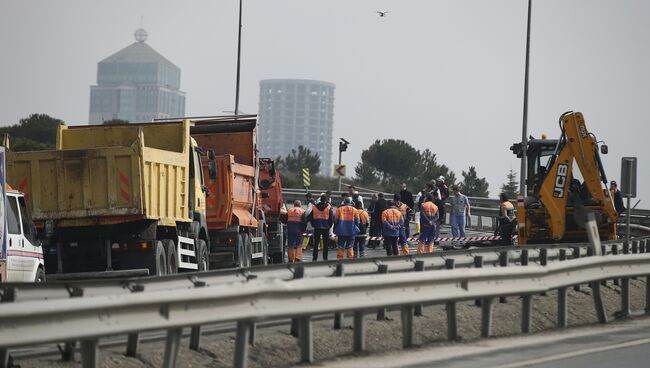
[497,192,516,245]
[381,200,404,256]
[354,200,370,257]
[394,193,413,255]
[307,193,334,261]
[418,193,439,254]
[282,200,306,262]
[334,196,360,259]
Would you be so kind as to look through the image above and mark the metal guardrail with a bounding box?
[1,238,650,368]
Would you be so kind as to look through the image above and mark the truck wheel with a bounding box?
[163,239,178,275]
[197,239,208,271]
[154,241,168,276]
[34,268,45,282]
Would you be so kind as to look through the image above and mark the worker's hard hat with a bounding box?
[437,176,445,183]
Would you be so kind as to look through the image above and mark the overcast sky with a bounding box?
[0,0,647,204]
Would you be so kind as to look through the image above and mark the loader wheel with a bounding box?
[197,239,209,272]
[163,239,178,275]
[153,241,168,276]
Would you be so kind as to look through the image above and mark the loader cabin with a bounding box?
[510,139,559,196]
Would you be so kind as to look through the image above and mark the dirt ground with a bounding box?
[16,278,648,368]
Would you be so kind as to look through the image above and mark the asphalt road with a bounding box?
[320,315,650,368]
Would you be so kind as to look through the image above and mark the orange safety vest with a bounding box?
[312,205,331,220]
[287,207,305,222]
[356,209,370,225]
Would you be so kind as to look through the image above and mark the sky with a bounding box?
[0,0,648,204]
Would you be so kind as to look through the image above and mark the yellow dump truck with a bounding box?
[4,120,210,276]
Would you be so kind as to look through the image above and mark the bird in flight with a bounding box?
[376,10,390,17]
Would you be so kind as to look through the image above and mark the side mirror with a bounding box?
[207,150,217,180]
[268,161,276,178]
[600,144,608,154]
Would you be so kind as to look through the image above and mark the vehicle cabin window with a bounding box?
[7,196,20,235]
[18,196,37,243]
[196,151,205,185]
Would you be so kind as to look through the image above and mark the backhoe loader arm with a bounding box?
[537,112,618,240]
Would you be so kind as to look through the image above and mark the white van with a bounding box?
[0,189,45,282]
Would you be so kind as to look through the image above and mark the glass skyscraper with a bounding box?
[89,29,185,123]
[258,79,335,176]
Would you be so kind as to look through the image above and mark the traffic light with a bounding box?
[339,138,350,153]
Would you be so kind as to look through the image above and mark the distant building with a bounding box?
[89,29,185,124]
[258,79,335,175]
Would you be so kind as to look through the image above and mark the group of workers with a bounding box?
[280,177,480,262]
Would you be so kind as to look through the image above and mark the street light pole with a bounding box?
[234,0,243,116]
[519,0,532,195]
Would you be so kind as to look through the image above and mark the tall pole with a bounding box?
[338,149,342,191]
[234,0,243,116]
[519,0,532,195]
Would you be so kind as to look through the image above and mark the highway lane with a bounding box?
[319,316,650,368]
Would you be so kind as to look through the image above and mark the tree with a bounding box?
[413,149,457,188]
[277,146,321,176]
[459,166,489,197]
[103,119,129,125]
[500,168,518,198]
[0,113,63,151]
[359,139,420,188]
[354,160,379,185]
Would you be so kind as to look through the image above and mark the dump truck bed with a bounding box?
[191,117,258,230]
[6,121,193,227]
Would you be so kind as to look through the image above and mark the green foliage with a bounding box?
[459,166,490,197]
[354,140,456,191]
[0,113,63,152]
[276,146,321,176]
[500,168,518,198]
[103,119,129,125]
[413,149,456,189]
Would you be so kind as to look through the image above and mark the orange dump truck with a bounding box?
[188,116,271,268]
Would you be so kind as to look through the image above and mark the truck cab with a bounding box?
[1,188,44,282]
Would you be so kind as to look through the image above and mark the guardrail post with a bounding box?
[539,248,548,296]
[414,260,425,316]
[80,339,98,368]
[521,249,528,266]
[477,215,483,230]
[499,251,508,303]
[163,328,182,368]
[621,276,631,318]
[249,323,256,347]
[572,247,581,292]
[60,342,76,362]
[445,258,458,341]
[590,282,608,324]
[189,325,202,351]
[353,311,365,352]
[401,306,414,348]
[632,240,639,254]
[521,294,532,334]
[612,244,620,286]
[377,264,389,320]
[559,249,567,261]
[234,321,251,368]
[557,287,568,328]
[126,334,139,357]
[646,275,650,315]
[480,297,494,338]
[474,256,483,307]
[641,239,647,253]
[334,263,345,329]
[299,316,313,363]
[290,266,305,337]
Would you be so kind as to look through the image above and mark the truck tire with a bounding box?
[196,239,208,272]
[153,241,168,276]
[163,239,178,275]
[34,267,45,282]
